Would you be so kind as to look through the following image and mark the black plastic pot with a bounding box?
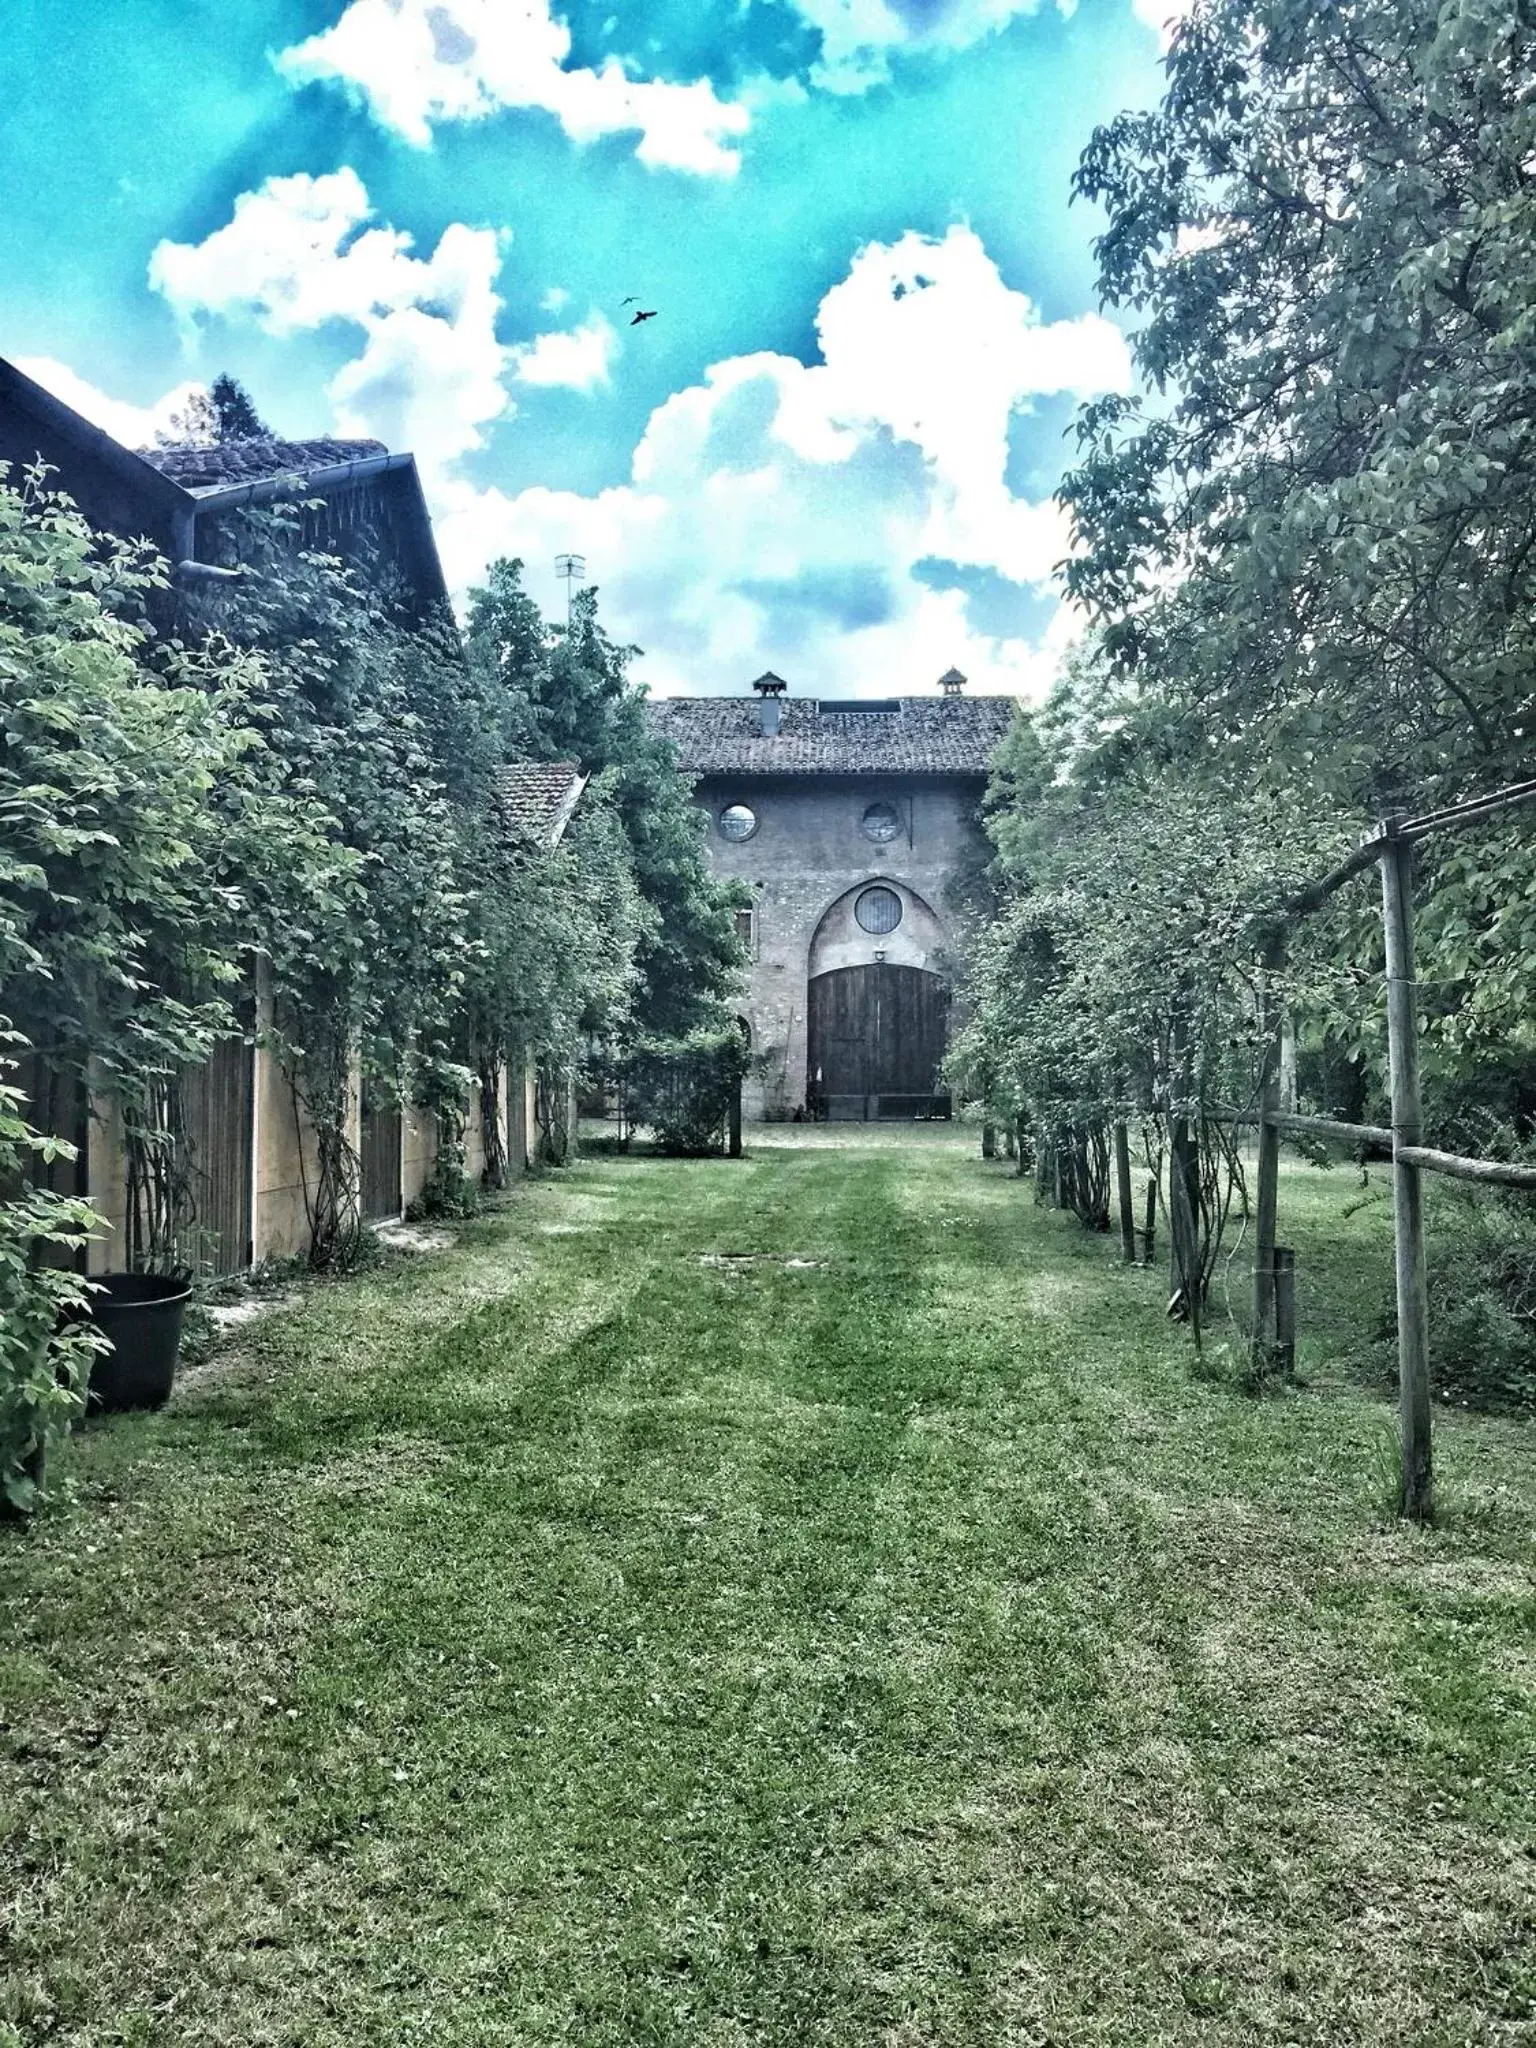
[86,1273,192,1412]
[0,1440,47,1523]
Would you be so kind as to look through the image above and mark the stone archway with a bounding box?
[805,881,950,1119]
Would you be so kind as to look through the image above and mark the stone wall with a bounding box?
[694,773,987,1118]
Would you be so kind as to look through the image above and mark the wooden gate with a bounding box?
[182,1035,255,1274]
[360,1101,403,1220]
[807,964,950,1119]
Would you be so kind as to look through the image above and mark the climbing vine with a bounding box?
[0,467,259,1497]
[0,1039,102,1510]
[185,503,475,1263]
[0,468,261,1281]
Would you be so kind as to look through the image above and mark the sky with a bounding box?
[2,0,1181,698]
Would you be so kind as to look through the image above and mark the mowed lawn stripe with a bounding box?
[2,1135,1533,2045]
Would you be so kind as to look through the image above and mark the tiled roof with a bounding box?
[0,355,451,613]
[141,436,388,492]
[494,762,588,847]
[646,695,1017,777]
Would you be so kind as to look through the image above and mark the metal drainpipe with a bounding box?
[170,504,197,566]
[174,560,243,584]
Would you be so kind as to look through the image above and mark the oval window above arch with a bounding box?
[718,803,758,842]
[854,885,903,936]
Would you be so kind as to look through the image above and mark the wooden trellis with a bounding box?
[1241,778,1536,1522]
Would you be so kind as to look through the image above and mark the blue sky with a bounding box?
[4,0,1177,696]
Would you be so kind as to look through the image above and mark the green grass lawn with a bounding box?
[3,1130,1534,2046]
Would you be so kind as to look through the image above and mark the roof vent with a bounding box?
[751,670,787,736]
[940,666,967,699]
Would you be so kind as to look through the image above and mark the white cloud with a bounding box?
[513,314,618,393]
[787,0,1071,93]
[129,202,1126,698]
[276,0,750,175]
[148,170,513,478]
[1132,0,1194,46]
[15,359,208,453]
[147,169,499,342]
[432,226,1131,699]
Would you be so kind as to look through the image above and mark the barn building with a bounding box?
[648,673,1015,1121]
[0,354,489,1271]
[0,355,448,614]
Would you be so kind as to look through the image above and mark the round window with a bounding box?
[718,803,758,843]
[855,885,903,936]
[861,801,900,845]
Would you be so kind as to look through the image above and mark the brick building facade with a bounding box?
[648,678,1014,1120]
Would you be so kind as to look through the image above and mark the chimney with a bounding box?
[939,666,967,700]
[751,669,788,735]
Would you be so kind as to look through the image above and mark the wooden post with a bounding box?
[1166,1006,1203,1331]
[727,1078,743,1159]
[1143,1177,1157,1266]
[1251,929,1286,1375]
[1279,1015,1298,1114]
[1168,1117,1200,1330]
[1114,1121,1136,1265]
[1381,823,1433,1522]
[982,1123,997,1160]
[1273,1246,1296,1377]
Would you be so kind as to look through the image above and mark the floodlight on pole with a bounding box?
[555,553,587,625]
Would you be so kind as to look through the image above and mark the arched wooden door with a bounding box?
[807,964,950,1119]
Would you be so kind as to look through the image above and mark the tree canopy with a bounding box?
[958,0,1536,1369]
[1063,0,1536,811]
[466,559,745,1043]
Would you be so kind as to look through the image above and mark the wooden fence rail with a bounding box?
[1219,1110,1536,1190]
[1221,1109,1394,1154]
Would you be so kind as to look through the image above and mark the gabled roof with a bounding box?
[0,355,191,542]
[494,762,588,848]
[646,694,1017,777]
[0,355,448,610]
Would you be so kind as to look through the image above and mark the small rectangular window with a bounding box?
[734,906,757,957]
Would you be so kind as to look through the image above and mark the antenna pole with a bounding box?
[554,553,587,628]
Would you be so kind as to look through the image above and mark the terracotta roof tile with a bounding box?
[141,436,388,492]
[494,762,587,847]
[646,695,1016,777]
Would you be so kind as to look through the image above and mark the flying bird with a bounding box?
[631,309,659,325]
[621,295,639,306]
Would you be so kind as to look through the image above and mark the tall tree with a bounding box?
[156,373,272,449]
[208,373,270,442]
[1063,0,1536,811]
[466,561,745,1041]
